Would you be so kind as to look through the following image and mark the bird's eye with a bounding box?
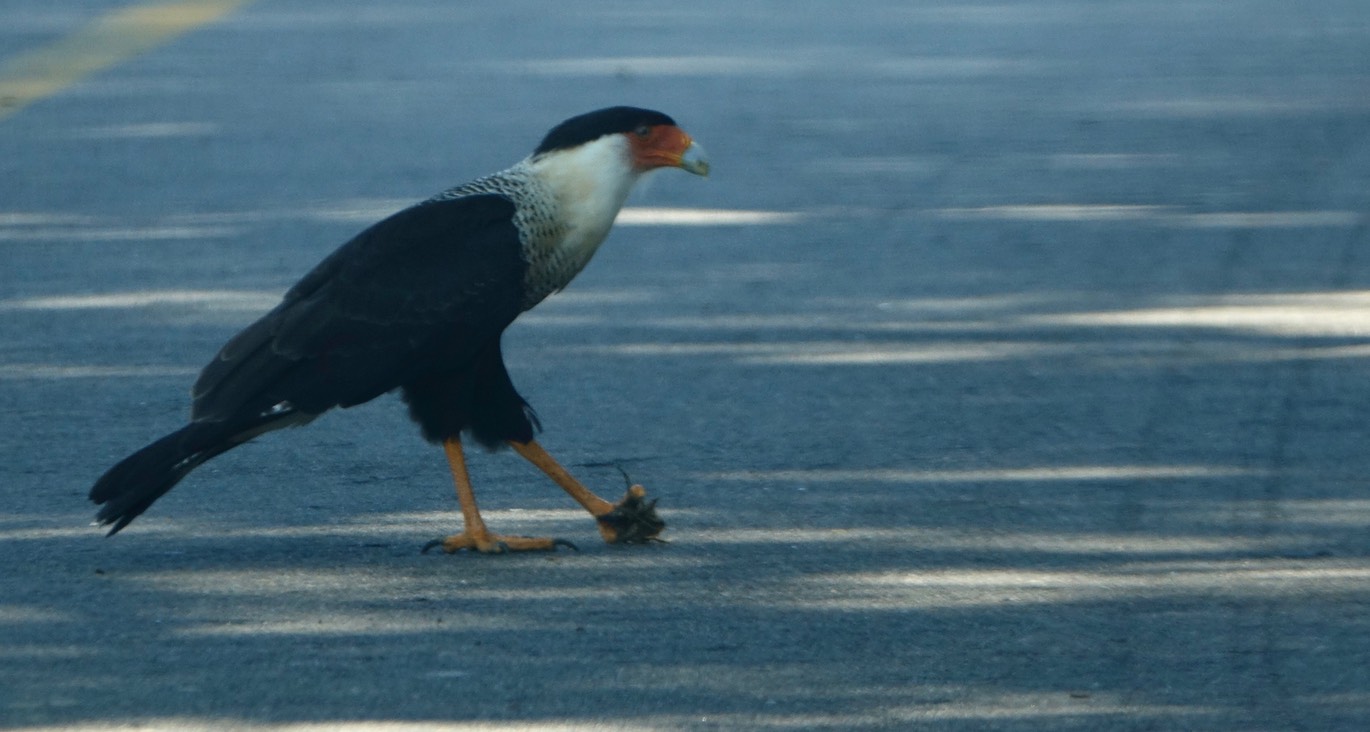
[633,125,652,138]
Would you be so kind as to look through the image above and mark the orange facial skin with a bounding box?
[629,124,709,175]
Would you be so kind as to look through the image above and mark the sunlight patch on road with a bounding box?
[1031,291,1370,338]
[174,611,533,638]
[699,526,1271,555]
[0,225,238,241]
[16,722,662,732]
[933,204,1171,222]
[0,363,198,380]
[616,207,805,226]
[503,54,1045,80]
[0,289,280,311]
[67,121,219,138]
[1106,95,1370,116]
[570,340,1064,365]
[788,560,1370,610]
[702,464,1259,484]
[931,204,1362,228]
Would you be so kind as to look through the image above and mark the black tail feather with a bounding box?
[90,413,297,535]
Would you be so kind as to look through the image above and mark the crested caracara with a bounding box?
[89,106,709,552]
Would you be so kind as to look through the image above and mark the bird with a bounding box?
[88,106,709,553]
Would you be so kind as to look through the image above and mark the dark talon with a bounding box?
[420,538,444,554]
[553,538,580,552]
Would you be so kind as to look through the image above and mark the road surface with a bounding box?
[2,1,1369,729]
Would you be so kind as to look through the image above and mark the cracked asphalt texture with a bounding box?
[3,1,1370,729]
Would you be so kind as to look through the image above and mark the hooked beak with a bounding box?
[678,140,710,177]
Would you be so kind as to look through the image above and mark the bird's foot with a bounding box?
[594,485,667,544]
[421,532,577,555]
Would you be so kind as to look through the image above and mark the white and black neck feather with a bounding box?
[427,106,701,311]
[432,133,641,310]
[518,133,640,306]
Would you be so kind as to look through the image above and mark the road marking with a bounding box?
[0,0,255,122]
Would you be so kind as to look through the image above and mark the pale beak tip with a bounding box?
[680,141,710,177]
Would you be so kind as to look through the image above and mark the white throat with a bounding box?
[518,134,642,308]
[528,134,639,240]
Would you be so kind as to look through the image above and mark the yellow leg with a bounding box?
[422,438,571,554]
[508,439,666,544]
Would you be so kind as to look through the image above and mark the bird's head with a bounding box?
[533,106,709,177]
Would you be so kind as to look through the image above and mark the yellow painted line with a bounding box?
[0,0,255,122]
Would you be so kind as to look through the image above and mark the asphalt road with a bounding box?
[3,1,1370,730]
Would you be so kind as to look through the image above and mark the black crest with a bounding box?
[533,106,677,155]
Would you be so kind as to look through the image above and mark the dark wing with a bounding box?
[192,194,527,422]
